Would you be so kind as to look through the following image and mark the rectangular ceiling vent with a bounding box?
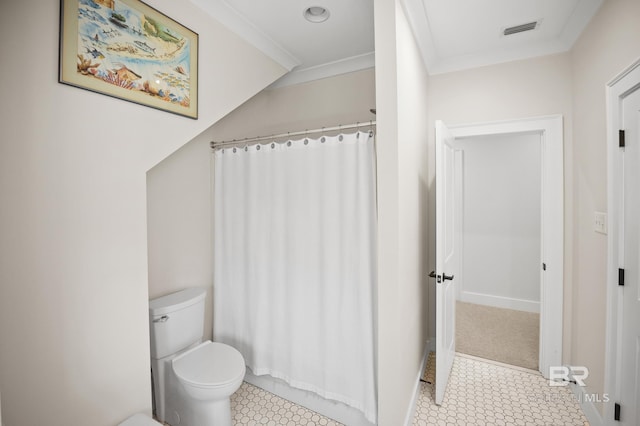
[503,21,538,36]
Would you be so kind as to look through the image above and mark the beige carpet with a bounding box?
[455,301,539,370]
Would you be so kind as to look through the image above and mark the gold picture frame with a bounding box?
[59,0,198,119]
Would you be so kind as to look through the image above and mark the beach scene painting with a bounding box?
[59,0,198,119]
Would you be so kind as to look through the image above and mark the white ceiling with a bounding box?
[410,0,603,74]
[191,0,602,86]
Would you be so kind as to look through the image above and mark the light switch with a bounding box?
[594,211,607,234]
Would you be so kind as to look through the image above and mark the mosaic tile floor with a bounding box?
[160,354,590,425]
[230,382,343,426]
[413,354,590,426]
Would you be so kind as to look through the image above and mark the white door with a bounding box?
[618,83,640,426]
[434,120,459,405]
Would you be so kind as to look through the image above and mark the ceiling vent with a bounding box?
[503,21,538,36]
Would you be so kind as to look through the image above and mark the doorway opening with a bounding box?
[454,132,541,371]
[433,115,564,400]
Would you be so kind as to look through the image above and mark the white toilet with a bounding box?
[149,287,245,426]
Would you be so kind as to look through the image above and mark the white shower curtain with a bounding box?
[213,131,377,423]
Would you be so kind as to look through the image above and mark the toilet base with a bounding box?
[166,384,232,426]
[187,397,232,426]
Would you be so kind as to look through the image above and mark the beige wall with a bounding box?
[147,131,214,341]
[570,0,640,412]
[210,68,376,141]
[427,53,574,357]
[0,0,285,424]
[375,0,430,423]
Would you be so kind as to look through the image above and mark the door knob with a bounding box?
[443,274,454,281]
[429,271,442,283]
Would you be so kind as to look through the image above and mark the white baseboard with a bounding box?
[460,291,540,313]
[569,383,604,426]
[403,340,430,426]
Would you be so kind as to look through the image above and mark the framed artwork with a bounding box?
[59,0,198,119]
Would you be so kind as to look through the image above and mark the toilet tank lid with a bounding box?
[149,287,206,316]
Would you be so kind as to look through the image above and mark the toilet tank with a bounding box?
[149,287,206,360]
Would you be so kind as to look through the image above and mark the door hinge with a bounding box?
[614,402,621,421]
[542,263,547,271]
[619,130,626,148]
[619,268,625,286]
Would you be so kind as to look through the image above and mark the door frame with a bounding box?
[604,57,640,425]
[447,115,564,377]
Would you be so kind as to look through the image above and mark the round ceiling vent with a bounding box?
[304,6,330,23]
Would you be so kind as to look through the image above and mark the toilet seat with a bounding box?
[173,341,245,388]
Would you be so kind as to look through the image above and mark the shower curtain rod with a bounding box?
[210,121,376,149]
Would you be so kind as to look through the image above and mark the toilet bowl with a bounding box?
[172,341,245,425]
[149,288,246,426]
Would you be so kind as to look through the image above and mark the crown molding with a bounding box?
[400,0,437,72]
[269,52,376,89]
[190,0,301,71]
[558,0,603,49]
[429,39,568,75]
